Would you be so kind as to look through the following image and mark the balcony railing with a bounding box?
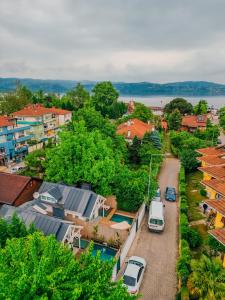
[15,134,34,143]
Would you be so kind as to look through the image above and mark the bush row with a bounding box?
[177,165,202,298]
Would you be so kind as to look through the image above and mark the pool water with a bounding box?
[92,243,117,261]
[111,213,133,225]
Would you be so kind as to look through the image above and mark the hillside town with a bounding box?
[0,82,225,299]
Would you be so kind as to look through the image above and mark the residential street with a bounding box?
[128,157,180,300]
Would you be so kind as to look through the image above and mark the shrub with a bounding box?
[180,202,188,215]
[177,240,191,285]
[208,235,225,252]
[200,188,207,197]
[179,182,186,196]
[186,228,202,249]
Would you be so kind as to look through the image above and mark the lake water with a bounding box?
[119,96,225,109]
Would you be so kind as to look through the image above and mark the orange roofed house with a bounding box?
[117,118,154,142]
[197,144,225,266]
[181,114,208,132]
[12,104,72,142]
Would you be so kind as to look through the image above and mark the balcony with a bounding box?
[15,145,28,154]
[6,125,31,134]
[15,134,34,143]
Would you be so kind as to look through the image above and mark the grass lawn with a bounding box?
[186,171,206,222]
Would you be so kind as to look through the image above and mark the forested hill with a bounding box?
[1,78,225,96]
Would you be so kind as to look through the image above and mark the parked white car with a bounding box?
[122,256,147,295]
[148,201,165,232]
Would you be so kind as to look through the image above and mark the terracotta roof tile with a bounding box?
[204,199,225,216]
[117,118,154,140]
[201,179,225,196]
[198,166,225,180]
[48,107,71,115]
[182,115,207,128]
[0,172,32,205]
[0,116,14,127]
[196,146,225,156]
[12,104,53,117]
[198,155,225,166]
[209,228,225,246]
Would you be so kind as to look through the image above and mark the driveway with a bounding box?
[128,157,180,300]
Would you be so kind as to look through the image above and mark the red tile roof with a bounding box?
[197,146,225,156]
[198,155,225,166]
[201,179,225,196]
[199,166,225,180]
[13,104,71,117]
[182,114,207,128]
[0,172,32,205]
[12,104,53,117]
[117,118,154,140]
[0,116,14,127]
[209,228,225,246]
[204,199,225,216]
[161,120,168,130]
[47,107,71,115]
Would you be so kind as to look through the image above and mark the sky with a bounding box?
[1,0,225,83]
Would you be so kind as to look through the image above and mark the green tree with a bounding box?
[128,136,141,164]
[219,106,225,130]
[194,100,208,115]
[179,149,200,172]
[167,109,182,130]
[132,102,153,123]
[22,149,46,178]
[113,167,148,212]
[187,255,225,300]
[66,83,90,110]
[44,121,122,195]
[91,81,126,118]
[0,232,133,299]
[0,214,31,248]
[164,98,193,115]
[0,85,32,115]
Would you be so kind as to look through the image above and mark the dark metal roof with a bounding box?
[48,186,62,201]
[38,182,99,218]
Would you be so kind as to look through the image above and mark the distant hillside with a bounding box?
[1,78,225,96]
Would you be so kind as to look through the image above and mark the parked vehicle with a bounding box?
[122,256,147,295]
[152,187,161,202]
[148,201,165,232]
[165,187,176,202]
[10,166,25,174]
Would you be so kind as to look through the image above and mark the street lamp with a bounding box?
[147,153,165,201]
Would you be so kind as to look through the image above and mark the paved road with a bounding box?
[128,158,180,300]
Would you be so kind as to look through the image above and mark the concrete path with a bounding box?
[128,158,180,300]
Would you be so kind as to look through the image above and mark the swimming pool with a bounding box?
[111,213,133,225]
[92,243,117,261]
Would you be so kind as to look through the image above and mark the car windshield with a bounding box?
[167,189,175,194]
[129,260,143,267]
[156,191,160,197]
[123,275,136,287]
[150,218,163,225]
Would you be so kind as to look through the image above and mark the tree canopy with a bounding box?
[164,98,193,115]
[91,81,126,119]
[132,103,153,123]
[167,109,182,130]
[44,121,122,195]
[187,255,225,300]
[219,106,225,130]
[194,100,208,115]
[0,232,134,300]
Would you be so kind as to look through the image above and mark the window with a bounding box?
[137,267,143,282]
[150,218,163,226]
[123,275,136,287]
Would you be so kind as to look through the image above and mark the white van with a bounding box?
[148,201,165,232]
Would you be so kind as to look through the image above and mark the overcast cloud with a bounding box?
[1,0,225,82]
